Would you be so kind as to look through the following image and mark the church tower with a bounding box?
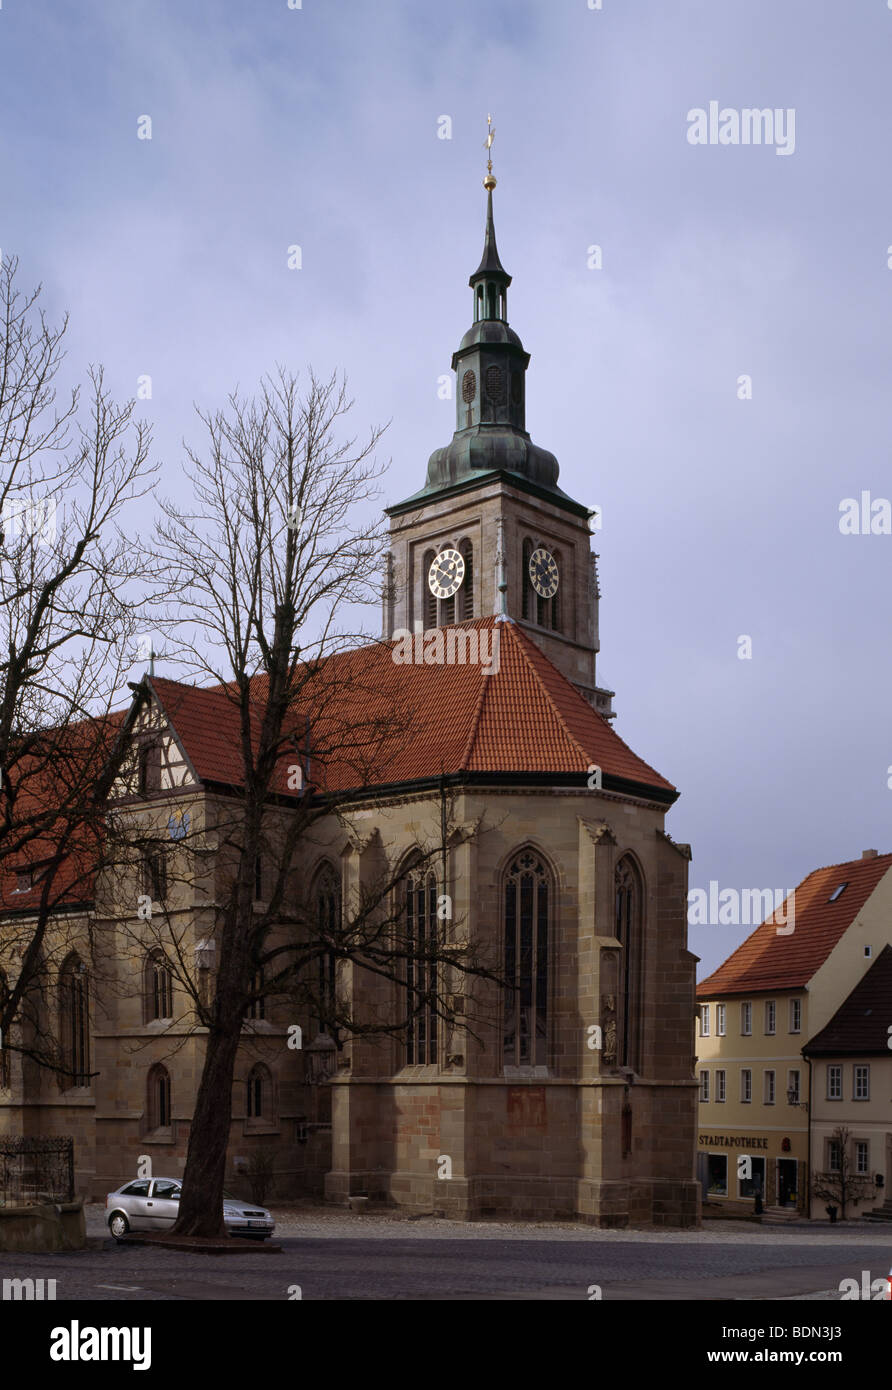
[383,136,615,719]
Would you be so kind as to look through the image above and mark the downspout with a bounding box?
[806,1055,813,1219]
[439,774,448,894]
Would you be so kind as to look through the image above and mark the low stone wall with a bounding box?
[0,1201,86,1252]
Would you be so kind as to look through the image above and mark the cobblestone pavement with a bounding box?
[0,1206,886,1300]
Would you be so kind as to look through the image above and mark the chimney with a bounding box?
[862,848,878,859]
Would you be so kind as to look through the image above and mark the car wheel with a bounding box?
[109,1212,130,1241]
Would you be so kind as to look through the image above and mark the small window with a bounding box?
[716,1003,726,1037]
[246,1064,272,1121]
[699,1069,709,1102]
[145,953,173,1022]
[143,847,168,902]
[699,1004,710,1037]
[828,883,847,903]
[789,998,801,1033]
[137,742,162,795]
[715,1069,726,1103]
[855,1141,869,1175]
[740,1068,752,1103]
[739,1155,765,1200]
[244,967,265,1021]
[764,1000,776,1036]
[787,1069,800,1104]
[828,1139,841,1172]
[707,1153,727,1196]
[15,869,33,893]
[763,1069,775,1105]
[827,1064,842,1100]
[864,944,872,959]
[740,1001,752,1036]
[148,1064,171,1130]
[854,1064,870,1100]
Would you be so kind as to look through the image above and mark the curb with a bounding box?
[121,1234,283,1255]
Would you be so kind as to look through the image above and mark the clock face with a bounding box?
[428,548,465,600]
[529,547,559,599]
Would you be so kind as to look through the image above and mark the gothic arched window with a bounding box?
[59,954,90,1088]
[313,863,340,1037]
[459,539,474,621]
[144,951,172,1022]
[503,850,550,1068]
[403,865,438,1065]
[614,855,643,1071]
[147,1063,171,1130]
[246,1063,272,1121]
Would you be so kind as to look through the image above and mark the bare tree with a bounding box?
[811,1125,876,1219]
[150,368,497,1237]
[0,253,156,1079]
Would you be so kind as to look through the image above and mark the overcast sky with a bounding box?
[2,0,890,978]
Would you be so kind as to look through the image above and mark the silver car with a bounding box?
[106,1177,275,1240]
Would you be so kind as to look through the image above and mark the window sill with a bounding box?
[142,1128,175,1144]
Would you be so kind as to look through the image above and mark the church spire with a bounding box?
[418,119,562,495]
[470,116,511,320]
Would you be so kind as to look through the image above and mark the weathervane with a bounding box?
[484,113,496,190]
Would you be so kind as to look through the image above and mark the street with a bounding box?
[0,1209,889,1300]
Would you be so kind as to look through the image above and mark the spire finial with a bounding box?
[484,113,496,191]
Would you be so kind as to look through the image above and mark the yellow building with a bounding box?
[804,943,892,1220]
[696,849,892,1214]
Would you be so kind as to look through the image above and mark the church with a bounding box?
[0,159,700,1228]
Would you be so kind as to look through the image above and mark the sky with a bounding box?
[2,0,891,978]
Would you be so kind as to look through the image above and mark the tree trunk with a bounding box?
[172,1023,242,1236]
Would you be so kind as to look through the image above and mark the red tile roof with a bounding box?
[0,717,125,915]
[149,617,675,797]
[696,852,892,997]
[803,945,892,1055]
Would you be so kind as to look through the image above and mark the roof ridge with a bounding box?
[804,851,892,876]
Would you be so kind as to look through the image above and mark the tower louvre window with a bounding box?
[485,364,505,404]
[521,538,533,619]
[423,549,437,628]
[550,550,562,633]
[459,540,474,620]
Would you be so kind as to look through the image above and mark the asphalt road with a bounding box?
[1,1233,890,1300]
